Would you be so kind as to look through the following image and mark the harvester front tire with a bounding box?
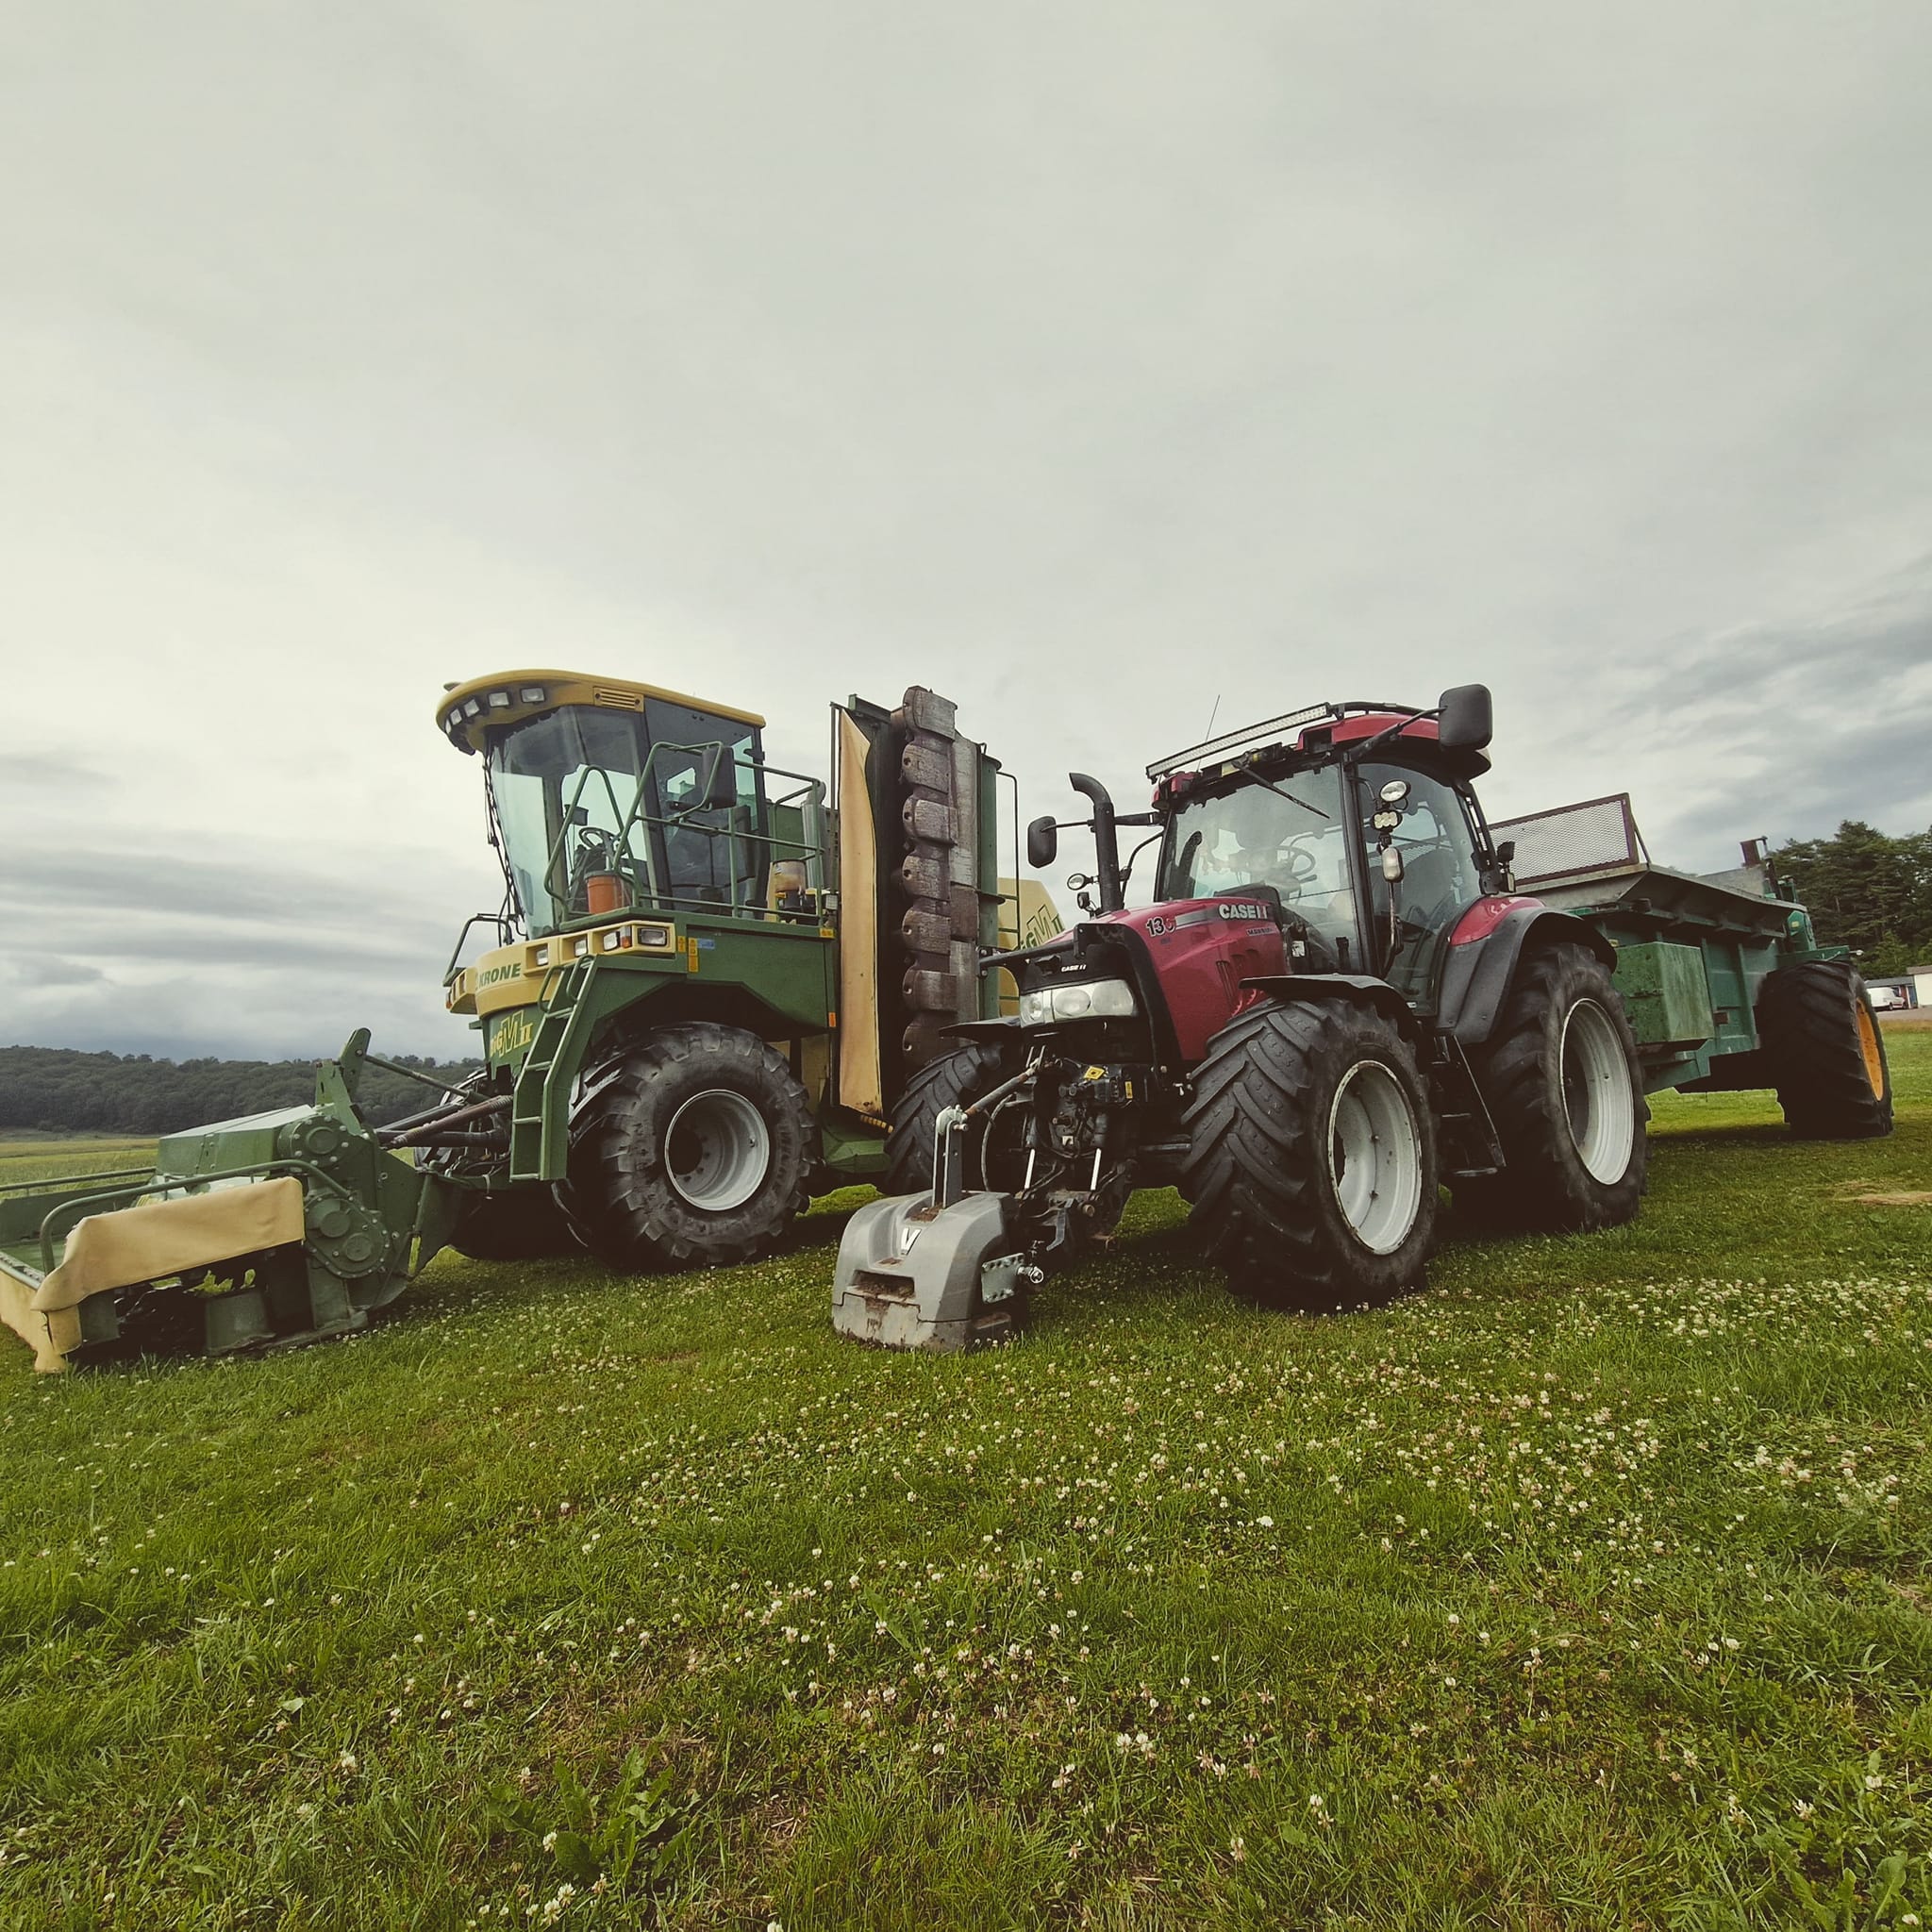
[1180,999,1438,1310]
[1459,941,1647,1232]
[447,1185,583,1262]
[1757,960,1892,1139]
[559,1024,813,1273]
[884,1041,1027,1196]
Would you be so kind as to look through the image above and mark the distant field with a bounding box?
[0,1041,1926,1928]
[0,1139,157,1189]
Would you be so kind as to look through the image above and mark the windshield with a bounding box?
[1157,765,1364,967]
[485,702,766,934]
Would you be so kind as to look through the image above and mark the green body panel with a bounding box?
[1543,865,1843,1096]
[485,912,843,1182]
[1611,941,1714,1048]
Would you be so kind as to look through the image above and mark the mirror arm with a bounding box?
[1347,708,1433,763]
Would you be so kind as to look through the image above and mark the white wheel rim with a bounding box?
[1326,1059,1424,1254]
[1561,999,1636,1184]
[664,1089,771,1210]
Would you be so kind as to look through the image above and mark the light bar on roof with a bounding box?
[1146,702,1337,781]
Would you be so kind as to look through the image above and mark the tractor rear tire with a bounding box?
[1459,941,1647,1232]
[1757,960,1892,1139]
[558,1023,814,1273]
[1180,999,1439,1310]
[884,1041,1027,1196]
[447,1185,583,1261]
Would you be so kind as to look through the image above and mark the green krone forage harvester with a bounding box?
[0,671,1017,1370]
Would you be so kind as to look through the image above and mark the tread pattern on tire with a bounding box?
[883,1041,1021,1196]
[1756,959,1892,1140]
[557,1021,812,1272]
[1460,941,1647,1233]
[1179,998,1438,1310]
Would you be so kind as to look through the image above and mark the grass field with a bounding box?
[0,1138,158,1188]
[1,1038,1927,1930]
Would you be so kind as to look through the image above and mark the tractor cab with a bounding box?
[1143,688,1499,1003]
[438,672,796,937]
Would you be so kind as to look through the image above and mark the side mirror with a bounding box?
[1494,839,1515,865]
[1437,683,1493,752]
[1026,816,1058,869]
[701,751,739,810]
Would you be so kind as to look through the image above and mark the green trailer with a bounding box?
[1491,792,1892,1135]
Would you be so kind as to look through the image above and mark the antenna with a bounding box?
[1202,693,1221,741]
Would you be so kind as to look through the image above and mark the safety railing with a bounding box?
[527,741,831,933]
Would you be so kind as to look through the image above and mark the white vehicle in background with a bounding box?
[1864,982,1904,1011]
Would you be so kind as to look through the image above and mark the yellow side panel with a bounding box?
[836,712,883,1116]
[993,876,1064,1015]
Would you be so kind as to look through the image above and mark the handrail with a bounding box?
[533,742,831,931]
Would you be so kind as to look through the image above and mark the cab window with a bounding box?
[1358,762,1484,996]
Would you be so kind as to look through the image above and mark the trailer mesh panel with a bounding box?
[1491,793,1644,889]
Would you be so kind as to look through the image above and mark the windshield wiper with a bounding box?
[1250,775,1330,821]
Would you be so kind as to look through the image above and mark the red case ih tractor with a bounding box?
[831,684,1648,1348]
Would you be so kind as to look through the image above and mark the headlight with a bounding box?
[1018,976,1138,1026]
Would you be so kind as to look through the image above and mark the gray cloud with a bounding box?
[3,3,1931,1054]
[3,957,108,989]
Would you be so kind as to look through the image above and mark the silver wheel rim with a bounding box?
[1326,1059,1424,1254]
[1561,999,1636,1184]
[664,1089,771,1211]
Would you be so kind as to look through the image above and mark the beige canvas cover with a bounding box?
[835,709,884,1116]
[1,1178,305,1374]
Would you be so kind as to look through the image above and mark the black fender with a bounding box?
[1435,907,1616,1047]
[1239,974,1426,1047]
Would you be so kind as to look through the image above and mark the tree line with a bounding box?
[0,1046,485,1139]
[1775,822,1932,978]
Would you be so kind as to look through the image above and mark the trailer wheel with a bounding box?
[447,1185,584,1261]
[1757,960,1892,1139]
[558,1023,813,1272]
[1180,999,1438,1309]
[884,1041,1027,1196]
[1460,941,1647,1231]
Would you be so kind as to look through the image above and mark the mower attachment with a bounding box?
[0,1034,470,1372]
[830,1190,1032,1351]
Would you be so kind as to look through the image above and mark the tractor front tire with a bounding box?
[884,1041,1027,1197]
[1757,960,1892,1139]
[1460,941,1647,1232]
[447,1184,583,1261]
[558,1023,814,1273]
[1180,999,1439,1310]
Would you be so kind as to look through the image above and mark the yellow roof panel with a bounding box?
[436,670,765,754]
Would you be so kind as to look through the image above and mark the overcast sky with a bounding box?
[4,3,1929,1061]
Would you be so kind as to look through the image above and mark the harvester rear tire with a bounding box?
[1458,941,1647,1232]
[558,1024,813,1273]
[884,1041,1027,1196]
[447,1185,583,1262]
[1180,999,1438,1310]
[1757,960,1892,1139]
